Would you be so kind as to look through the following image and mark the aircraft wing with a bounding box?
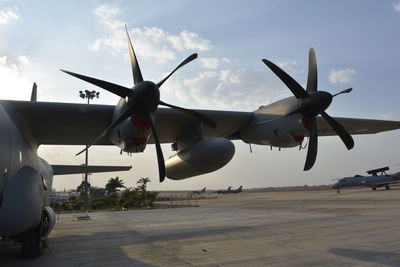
[316,117,400,136]
[1,100,253,145]
[52,165,132,175]
[1,100,115,145]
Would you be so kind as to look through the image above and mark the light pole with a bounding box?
[79,90,100,211]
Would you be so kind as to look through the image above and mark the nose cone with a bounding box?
[129,81,160,114]
[301,91,333,117]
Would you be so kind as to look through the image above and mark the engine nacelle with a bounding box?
[240,113,307,148]
[166,138,235,180]
[109,99,151,153]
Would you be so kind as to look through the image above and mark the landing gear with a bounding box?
[337,190,340,193]
[20,212,50,258]
[21,222,42,258]
[372,187,376,191]
[385,185,390,190]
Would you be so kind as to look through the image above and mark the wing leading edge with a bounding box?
[52,165,132,175]
[316,117,400,136]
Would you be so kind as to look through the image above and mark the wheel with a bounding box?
[385,185,390,190]
[21,223,42,258]
[372,187,376,191]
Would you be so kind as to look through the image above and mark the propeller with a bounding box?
[62,25,217,182]
[262,48,354,171]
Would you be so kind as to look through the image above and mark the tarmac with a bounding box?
[1,187,400,266]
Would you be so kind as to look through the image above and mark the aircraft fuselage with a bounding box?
[0,103,53,238]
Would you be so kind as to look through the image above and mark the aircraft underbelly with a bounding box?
[0,105,11,203]
[0,166,42,236]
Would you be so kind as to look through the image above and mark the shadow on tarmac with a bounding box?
[330,248,400,266]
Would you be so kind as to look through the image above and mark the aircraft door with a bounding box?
[0,106,11,198]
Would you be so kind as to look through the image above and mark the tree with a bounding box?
[136,177,150,192]
[105,177,125,195]
[77,180,91,196]
[136,177,151,207]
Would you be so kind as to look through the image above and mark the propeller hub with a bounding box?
[301,91,332,117]
[128,81,160,114]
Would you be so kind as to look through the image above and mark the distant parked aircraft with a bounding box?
[331,167,400,193]
[216,186,243,194]
[192,187,206,194]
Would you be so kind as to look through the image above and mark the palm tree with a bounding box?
[136,178,151,206]
[136,177,150,192]
[105,177,125,195]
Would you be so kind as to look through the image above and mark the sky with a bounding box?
[1,0,400,191]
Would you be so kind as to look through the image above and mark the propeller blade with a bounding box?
[159,100,217,129]
[304,117,318,171]
[125,25,143,85]
[306,48,317,93]
[262,59,308,99]
[61,69,131,98]
[321,112,354,150]
[31,82,37,102]
[333,88,352,97]
[76,109,133,156]
[148,114,166,182]
[157,53,198,88]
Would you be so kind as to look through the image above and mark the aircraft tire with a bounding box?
[21,222,42,258]
[372,187,376,191]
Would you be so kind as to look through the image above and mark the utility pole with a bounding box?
[79,90,100,211]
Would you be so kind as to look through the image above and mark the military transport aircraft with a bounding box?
[1,25,400,259]
[331,167,400,193]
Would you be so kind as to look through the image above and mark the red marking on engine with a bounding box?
[302,118,312,130]
[131,116,150,130]
[130,137,147,152]
[292,135,304,143]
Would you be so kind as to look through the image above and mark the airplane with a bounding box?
[215,186,243,194]
[215,186,232,194]
[229,186,243,194]
[0,25,400,258]
[192,187,206,195]
[331,167,400,193]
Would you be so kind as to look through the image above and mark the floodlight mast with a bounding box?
[79,89,100,211]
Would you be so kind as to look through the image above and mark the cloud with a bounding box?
[0,6,19,24]
[394,2,400,12]
[93,4,124,30]
[18,55,29,65]
[0,56,32,100]
[91,4,211,63]
[328,68,356,84]
[200,57,230,69]
[167,31,210,51]
[277,61,304,76]
[163,67,291,110]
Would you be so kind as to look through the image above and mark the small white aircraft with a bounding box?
[1,26,399,258]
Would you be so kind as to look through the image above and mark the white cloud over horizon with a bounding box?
[0,55,32,100]
[393,2,400,12]
[200,57,230,69]
[0,6,18,24]
[163,67,290,110]
[328,68,356,84]
[90,4,211,64]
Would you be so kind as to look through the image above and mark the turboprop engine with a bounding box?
[166,138,235,180]
[109,99,152,153]
[240,111,307,148]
